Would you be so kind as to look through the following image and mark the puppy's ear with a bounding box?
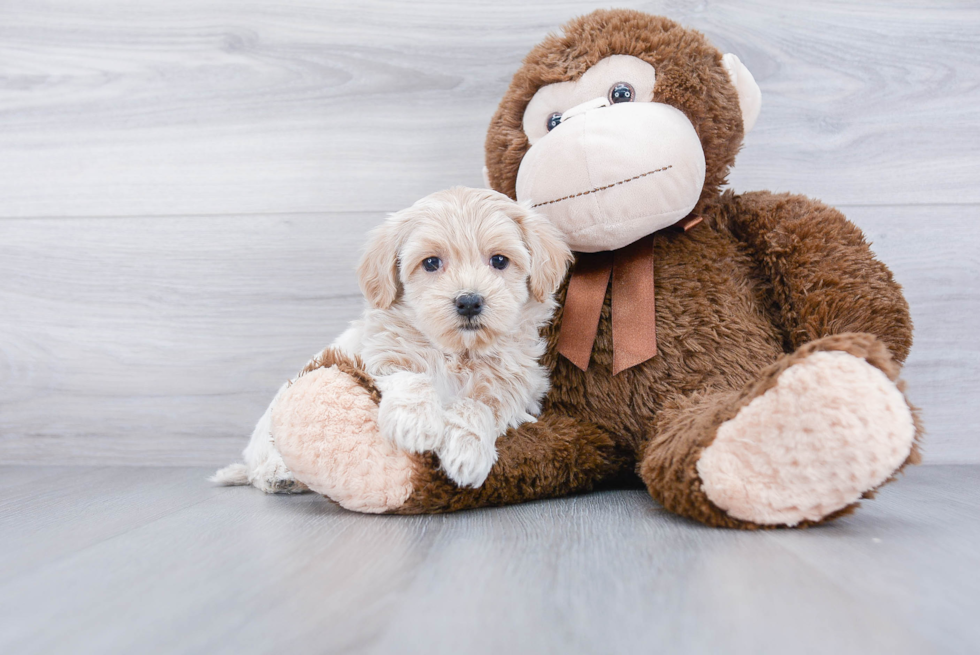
[357,213,405,309]
[509,201,573,302]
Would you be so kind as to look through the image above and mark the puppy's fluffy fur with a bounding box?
[214,187,571,491]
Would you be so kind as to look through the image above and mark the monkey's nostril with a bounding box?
[455,293,484,317]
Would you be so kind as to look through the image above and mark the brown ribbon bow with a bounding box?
[556,215,702,375]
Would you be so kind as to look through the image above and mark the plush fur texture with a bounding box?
[515,54,708,251]
[263,10,920,528]
[485,10,744,218]
[697,351,916,526]
[639,333,921,529]
[274,364,415,513]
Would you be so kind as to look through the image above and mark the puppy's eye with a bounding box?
[546,112,563,132]
[422,257,441,272]
[609,82,635,104]
[489,254,509,270]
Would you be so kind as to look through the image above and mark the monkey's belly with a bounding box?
[547,270,785,444]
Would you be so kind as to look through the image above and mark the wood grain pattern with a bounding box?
[1,464,977,654]
[0,1,977,465]
[0,0,977,218]
[0,212,377,465]
[1,205,976,465]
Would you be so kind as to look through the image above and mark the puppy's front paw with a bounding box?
[438,403,498,488]
[378,391,445,454]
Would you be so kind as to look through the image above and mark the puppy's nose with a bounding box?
[455,293,484,317]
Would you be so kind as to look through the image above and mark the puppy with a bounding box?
[214,187,571,491]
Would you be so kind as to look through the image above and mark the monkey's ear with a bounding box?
[356,214,405,309]
[722,53,762,134]
[510,202,573,302]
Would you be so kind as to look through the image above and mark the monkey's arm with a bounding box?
[724,191,913,363]
[272,350,632,513]
[400,410,632,513]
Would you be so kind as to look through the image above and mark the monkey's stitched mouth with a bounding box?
[531,165,673,208]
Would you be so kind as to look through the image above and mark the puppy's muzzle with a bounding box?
[455,293,484,318]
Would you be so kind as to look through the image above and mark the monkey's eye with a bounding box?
[546,112,563,132]
[422,257,441,272]
[609,82,635,104]
[489,254,509,270]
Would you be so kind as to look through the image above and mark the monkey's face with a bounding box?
[517,55,707,252]
[486,11,762,253]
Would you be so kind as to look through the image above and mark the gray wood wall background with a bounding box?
[1,0,977,466]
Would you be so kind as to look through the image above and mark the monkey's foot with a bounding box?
[696,350,916,526]
[272,366,416,513]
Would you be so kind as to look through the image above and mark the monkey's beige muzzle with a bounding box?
[515,100,706,253]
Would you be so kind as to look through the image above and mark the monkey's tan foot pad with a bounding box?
[273,366,415,513]
[696,351,915,526]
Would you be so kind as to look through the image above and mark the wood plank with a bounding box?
[1,204,976,465]
[765,465,980,654]
[0,468,440,654]
[0,0,977,218]
[2,465,975,654]
[0,465,86,492]
[368,496,930,655]
[0,467,223,585]
[0,212,379,465]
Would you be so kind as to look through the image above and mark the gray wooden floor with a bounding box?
[0,464,977,654]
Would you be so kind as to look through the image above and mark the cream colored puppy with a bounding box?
[348,186,571,486]
[215,187,571,491]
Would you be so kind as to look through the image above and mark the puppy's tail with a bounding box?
[210,462,250,486]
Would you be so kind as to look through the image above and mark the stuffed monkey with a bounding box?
[269,9,920,528]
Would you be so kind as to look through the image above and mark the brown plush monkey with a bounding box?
[270,10,920,528]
